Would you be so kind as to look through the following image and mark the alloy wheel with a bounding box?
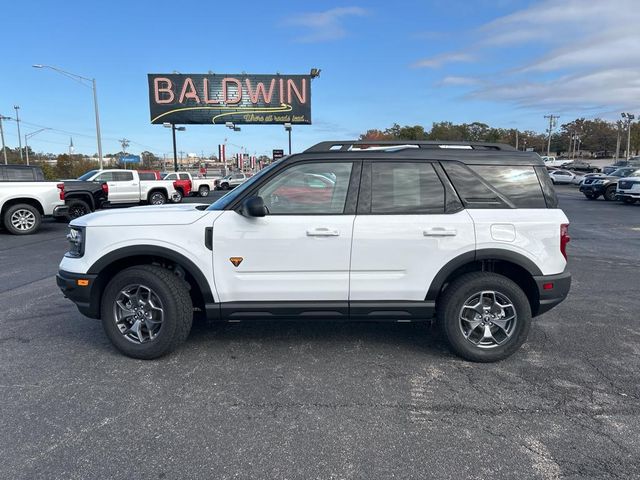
[113,284,164,344]
[11,209,37,232]
[459,290,517,349]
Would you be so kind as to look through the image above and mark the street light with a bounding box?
[284,123,292,154]
[163,123,186,172]
[33,64,104,169]
[621,112,635,161]
[24,128,50,165]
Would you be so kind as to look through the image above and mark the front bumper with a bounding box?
[616,190,640,199]
[579,184,605,196]
[56,270,100,318]
[532,270,571,316]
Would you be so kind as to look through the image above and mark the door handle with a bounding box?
[307,227,340,237]
[423,228,457,237]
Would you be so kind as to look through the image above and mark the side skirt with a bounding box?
[206,301,435,322]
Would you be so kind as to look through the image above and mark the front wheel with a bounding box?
[100,265,193,359]
[149,191,167,205]
[198,185,210,197]
[3,203,41,235]
[584,193,598,200]
[604,185,617,201]
[437,272,531,362]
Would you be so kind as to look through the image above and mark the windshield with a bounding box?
[77,170,99,181]
[207,161,283,210]
[611,168,634,177]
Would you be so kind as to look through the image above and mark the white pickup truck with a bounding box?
[162,171,217,197]
[78,169,180,205]
[0,164,67,234]
[540,156,568,168]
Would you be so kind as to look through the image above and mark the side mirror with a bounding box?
[240,196,267,217]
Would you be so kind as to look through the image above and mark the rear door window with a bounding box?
[5,167,35,181]
[370,162,445,214]
[138,172,157,180]
[113,171,134,181]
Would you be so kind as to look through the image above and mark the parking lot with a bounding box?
[1,186,639,479]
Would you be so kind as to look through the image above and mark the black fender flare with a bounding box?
[425,249,543,301]
[65,192,96,210]
[87,245,215,305]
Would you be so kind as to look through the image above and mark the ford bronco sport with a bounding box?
[57,141,571,362]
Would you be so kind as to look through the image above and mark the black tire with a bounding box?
[173,189,183,203]
[584,193,597,200]
[622,197,637,204]
[437,272,531,362]
[198,185,210,197]
[3,203,41,235]
[221,183,230,191]
[149,191,167,205]
[67,199,92,219]
[604,185,617,201]
[100,265,193,359]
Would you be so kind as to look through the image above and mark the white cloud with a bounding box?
[283,7,368,43]
[412,52,475,69]
[438,76,481,86]
[426,0,640,114]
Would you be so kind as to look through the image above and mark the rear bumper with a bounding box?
[52,205,69,218]
[533,270,571,316]
[56,270,100,318]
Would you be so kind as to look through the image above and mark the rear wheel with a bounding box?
[198,185,210,197]
[100,265,193,359]
[149,191,167,205]
[437,272,531,362]
[604,185,617,201]
[3,204,41,235]
[173,189,183,203]
[220,183,230,191]
[67,199,91,219]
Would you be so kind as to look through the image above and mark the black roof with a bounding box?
[297,141,543,166]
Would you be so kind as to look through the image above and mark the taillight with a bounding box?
[101,183,109,194]
[560,223,570,260]
[57,183,65,200]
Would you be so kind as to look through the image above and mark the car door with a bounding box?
[92,171,118,200]
[212,160,359,312]
[349,161,475,315]
[111,171,138,202]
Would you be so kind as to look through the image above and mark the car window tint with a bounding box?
[179,174,189,180]
[113,171,134,181]
[441,162,505,208]
[258,162,352,214]
[138,172,156,180]
[94,172,115,182]
[470,165,546,208]
[371,162,445,214]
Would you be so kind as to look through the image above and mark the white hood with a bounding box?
[71,204,221,227]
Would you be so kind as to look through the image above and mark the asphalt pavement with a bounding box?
[1,186,639,479]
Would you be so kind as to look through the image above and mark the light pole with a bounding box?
[163,123,186,172]
[621,112,635,161]
[25,128,50,165]
[14,106,23,162]
[544,114,559,156]
[33,64,104,169]
[284,123,292,154]
[0,115,9,164]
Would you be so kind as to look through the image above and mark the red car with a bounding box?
[138,170,191,202]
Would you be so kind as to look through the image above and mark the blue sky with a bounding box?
[1,0,638,158]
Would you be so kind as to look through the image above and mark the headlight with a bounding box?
[65,226,85,258]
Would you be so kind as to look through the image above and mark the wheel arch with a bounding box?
[87,245,215,316]
[1,197,45,216]
[65,192,96,210]
[427,249,542,316]
[147,188,168,201]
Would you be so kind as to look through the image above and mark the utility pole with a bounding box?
[0,115,9,164]
[544,114,559,156]
[119,138,130,168]
[514,129,519,150]
[14,106,23,162]
[621,112,635,160]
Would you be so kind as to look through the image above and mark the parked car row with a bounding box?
[579,167,640,203]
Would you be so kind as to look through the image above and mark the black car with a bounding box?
[579,167,640,201]
[63,170,109,219]
[561,160,600,173]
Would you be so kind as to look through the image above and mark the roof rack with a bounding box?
[304,140,516,153]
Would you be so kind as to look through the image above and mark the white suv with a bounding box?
[57,141,571,362]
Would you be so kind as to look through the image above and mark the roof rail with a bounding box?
[304,140,516,153]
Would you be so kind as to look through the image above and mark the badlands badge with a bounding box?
[229,257,243,267]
